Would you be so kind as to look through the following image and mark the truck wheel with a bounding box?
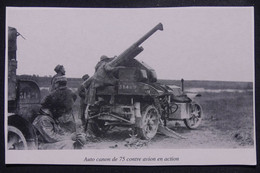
[184,103,202,129]
[8,126,28,150]
[88,119,110,137]
[137,105,160,140]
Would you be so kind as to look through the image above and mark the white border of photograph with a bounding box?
[5,7,256,165]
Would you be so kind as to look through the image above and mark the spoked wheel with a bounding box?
[88,119,110,137]
[184,103,203,129]
[137,105,160,140]
[8,126,28,150]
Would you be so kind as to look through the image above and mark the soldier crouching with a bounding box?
[33,111,86,149]
[33,76,86,149]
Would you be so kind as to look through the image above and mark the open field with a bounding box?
[194,91,254,147]
[25,75,253,90]
[36,76,254,149]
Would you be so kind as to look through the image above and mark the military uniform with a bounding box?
[33,115,75,150]
[78,74,89,126]
[33,75,86,150]
[41,85,77,133]
[50,65,66,92]
[83,57,118,105]
[50,73,65,91]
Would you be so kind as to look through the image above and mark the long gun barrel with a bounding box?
[107,23,163,68]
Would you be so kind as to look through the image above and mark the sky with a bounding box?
[6,7,254,82]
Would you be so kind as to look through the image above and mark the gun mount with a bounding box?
[87,23,203,140]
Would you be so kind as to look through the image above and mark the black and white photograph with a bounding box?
[5,7,256,165]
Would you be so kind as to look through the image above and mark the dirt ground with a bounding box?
[83,119,252,150]
[81,91,254,150]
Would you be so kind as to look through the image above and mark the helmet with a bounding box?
[54,65,64,73]
[82,74,89,81]
[100,55,109,61]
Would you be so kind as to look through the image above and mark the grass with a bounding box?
[197,91,254,146]
[30,75,253,90]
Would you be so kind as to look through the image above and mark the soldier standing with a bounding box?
[50,64,66,92]
[83,55,120,106]
[78,74,90,128]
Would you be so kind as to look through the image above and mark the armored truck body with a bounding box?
[87,23,203,139]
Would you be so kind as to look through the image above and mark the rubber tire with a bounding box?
[136,105,160,140]
[8,126,28,150]
[184,103,203,129]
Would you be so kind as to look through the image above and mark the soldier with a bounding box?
[50,64,66,91]
[94,55,110,72]
[41,76,77,133]
[78,74,90,128]
[83,55,120,106]
[33,109,86,150]
[33,76,86,149]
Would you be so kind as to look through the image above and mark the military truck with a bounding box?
[87,23,203,140]
[7,27,40,150]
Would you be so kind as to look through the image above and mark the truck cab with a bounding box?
[7,27,40,150]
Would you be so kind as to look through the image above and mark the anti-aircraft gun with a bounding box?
[87,23,203,140]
